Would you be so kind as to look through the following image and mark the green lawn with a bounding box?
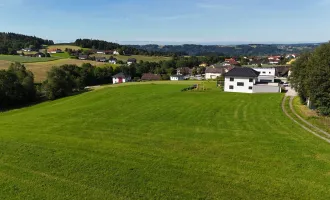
[1,83,330,199]
[0,55,60,63]
[50,52,72,59]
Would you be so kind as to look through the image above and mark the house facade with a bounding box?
[112,73,131,84]
[170,75,184,81]
[127,58,137,65]
[205,68,223,80]
[224,68,280,93]
[96,57,107,62]
[253,68,276,82]
[48,49,62,54]
[109,58,117,64]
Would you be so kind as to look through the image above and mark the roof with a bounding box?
[96,57,106,60]
[127,58,137,62]
[79,55,88,58]
[205,67,224,74]
[113,72,128,78]
[109,58,117,61]
[141,73,161,80]
[224,67,260,77]
[171,75,184,78]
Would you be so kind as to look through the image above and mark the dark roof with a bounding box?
[109,58,117,61]
[224,67,260,77]
[141,73,161,80]
[96,57,106,60]
[127,58,137,62]
[171,75,184,78]
[113,72,128,78]
[205,67,224,74]
[79,55,88,59]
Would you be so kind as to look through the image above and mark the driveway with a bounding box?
[285,86,297,97]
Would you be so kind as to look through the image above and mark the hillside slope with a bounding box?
[1,84,330,199]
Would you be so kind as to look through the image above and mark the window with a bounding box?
[249,86,253,90]
[249,78,253,82]
[269,72,271,74]
[262,71,266,74]
[229,85,234,89]
[237,82,244,86]
[230,77,234,81]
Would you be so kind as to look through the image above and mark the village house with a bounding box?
[224,68,281,94]
[34,52,45,57]
[177,67,192,76]
[127,58,137,65]
[224,58,239,66]
[22,48,33,52]
[170,75,184,81]
[78,54,89,60]
[109,58,117,64]
[205,67,223,80]
[96,50,106,54]
[95,57,107,62]
[199,63,208,67]
[253,68,276,83]
[112,73,131,84]
[268,56,281,65]
[113,50,120,55]
[141,73,161,81]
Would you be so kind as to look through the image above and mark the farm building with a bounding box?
[96,50,106,54]
[141,73,161,81]
[34,52,45,57]
[170,75,184,81]
[112,73,131,84]
[177,67,192,76]
[48,49,62,54]
[224,68,281,94]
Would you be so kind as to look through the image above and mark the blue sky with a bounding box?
[1,0,330,44]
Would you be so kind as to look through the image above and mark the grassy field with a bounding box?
[92,54,172,62]
[47,45,89,51]
[292,97,330,133]
[0,55,60,63]
[0,59,110,82]
[1,83,330,199]
[50,52,72,59]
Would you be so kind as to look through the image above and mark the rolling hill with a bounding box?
[1,83,330,199]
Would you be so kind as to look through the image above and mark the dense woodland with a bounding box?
[290,42,330,115]
[129,43,320,56]
[75,39,185,56]
[0,32,54,54]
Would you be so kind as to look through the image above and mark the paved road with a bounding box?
[285,86,297,97]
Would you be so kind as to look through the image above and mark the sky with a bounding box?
[0,0,330,44]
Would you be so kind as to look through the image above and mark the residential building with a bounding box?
[109,58,117,64]
[205,67,223,80]
[78,55,88,60]
[127,58,137,65]
[224,58,239,66]
[113,50,120,55]
[34,52,45,57]
[95,57,107,62]
[170,75,184,81]
[96,50,105,54]
[177,67,192,75]
[48,49,62,54]
[253,68,276,82]
[112,73,131,84]
[224,68,281,93]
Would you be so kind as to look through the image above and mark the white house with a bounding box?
[113,50,120,55]
[224,68,280,93]
[253,68,276,83]
[127,58,137,66]
[205,67,223,80]
[170,75,184,81]
[112,73,131,84]
[96,50,105,54]
[109,58,117,64]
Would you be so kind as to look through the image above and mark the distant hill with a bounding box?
[127,43,322,56]
[0,32,54,54]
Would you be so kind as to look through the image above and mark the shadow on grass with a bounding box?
[0,89,92,113]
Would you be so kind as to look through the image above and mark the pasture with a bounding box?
[0,58,110,82]
[92,54,172,62]
[47,45,89,51]
[1,83,330,199]
[0,55,60,63]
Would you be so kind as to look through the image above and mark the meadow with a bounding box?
[1,83,330,199]
[47,45,89,51]
[0,55,60,63]
[0,59,110,82]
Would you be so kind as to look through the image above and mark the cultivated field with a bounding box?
[92,54,172,62]
[0,55,60,63]
[0,59,110,82]
[1,83,330,199]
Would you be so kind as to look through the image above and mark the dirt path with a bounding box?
[282,96,330,144]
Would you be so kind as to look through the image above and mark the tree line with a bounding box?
[290,43,330,116]
[74,39,186,56]
[0,32,54,55]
